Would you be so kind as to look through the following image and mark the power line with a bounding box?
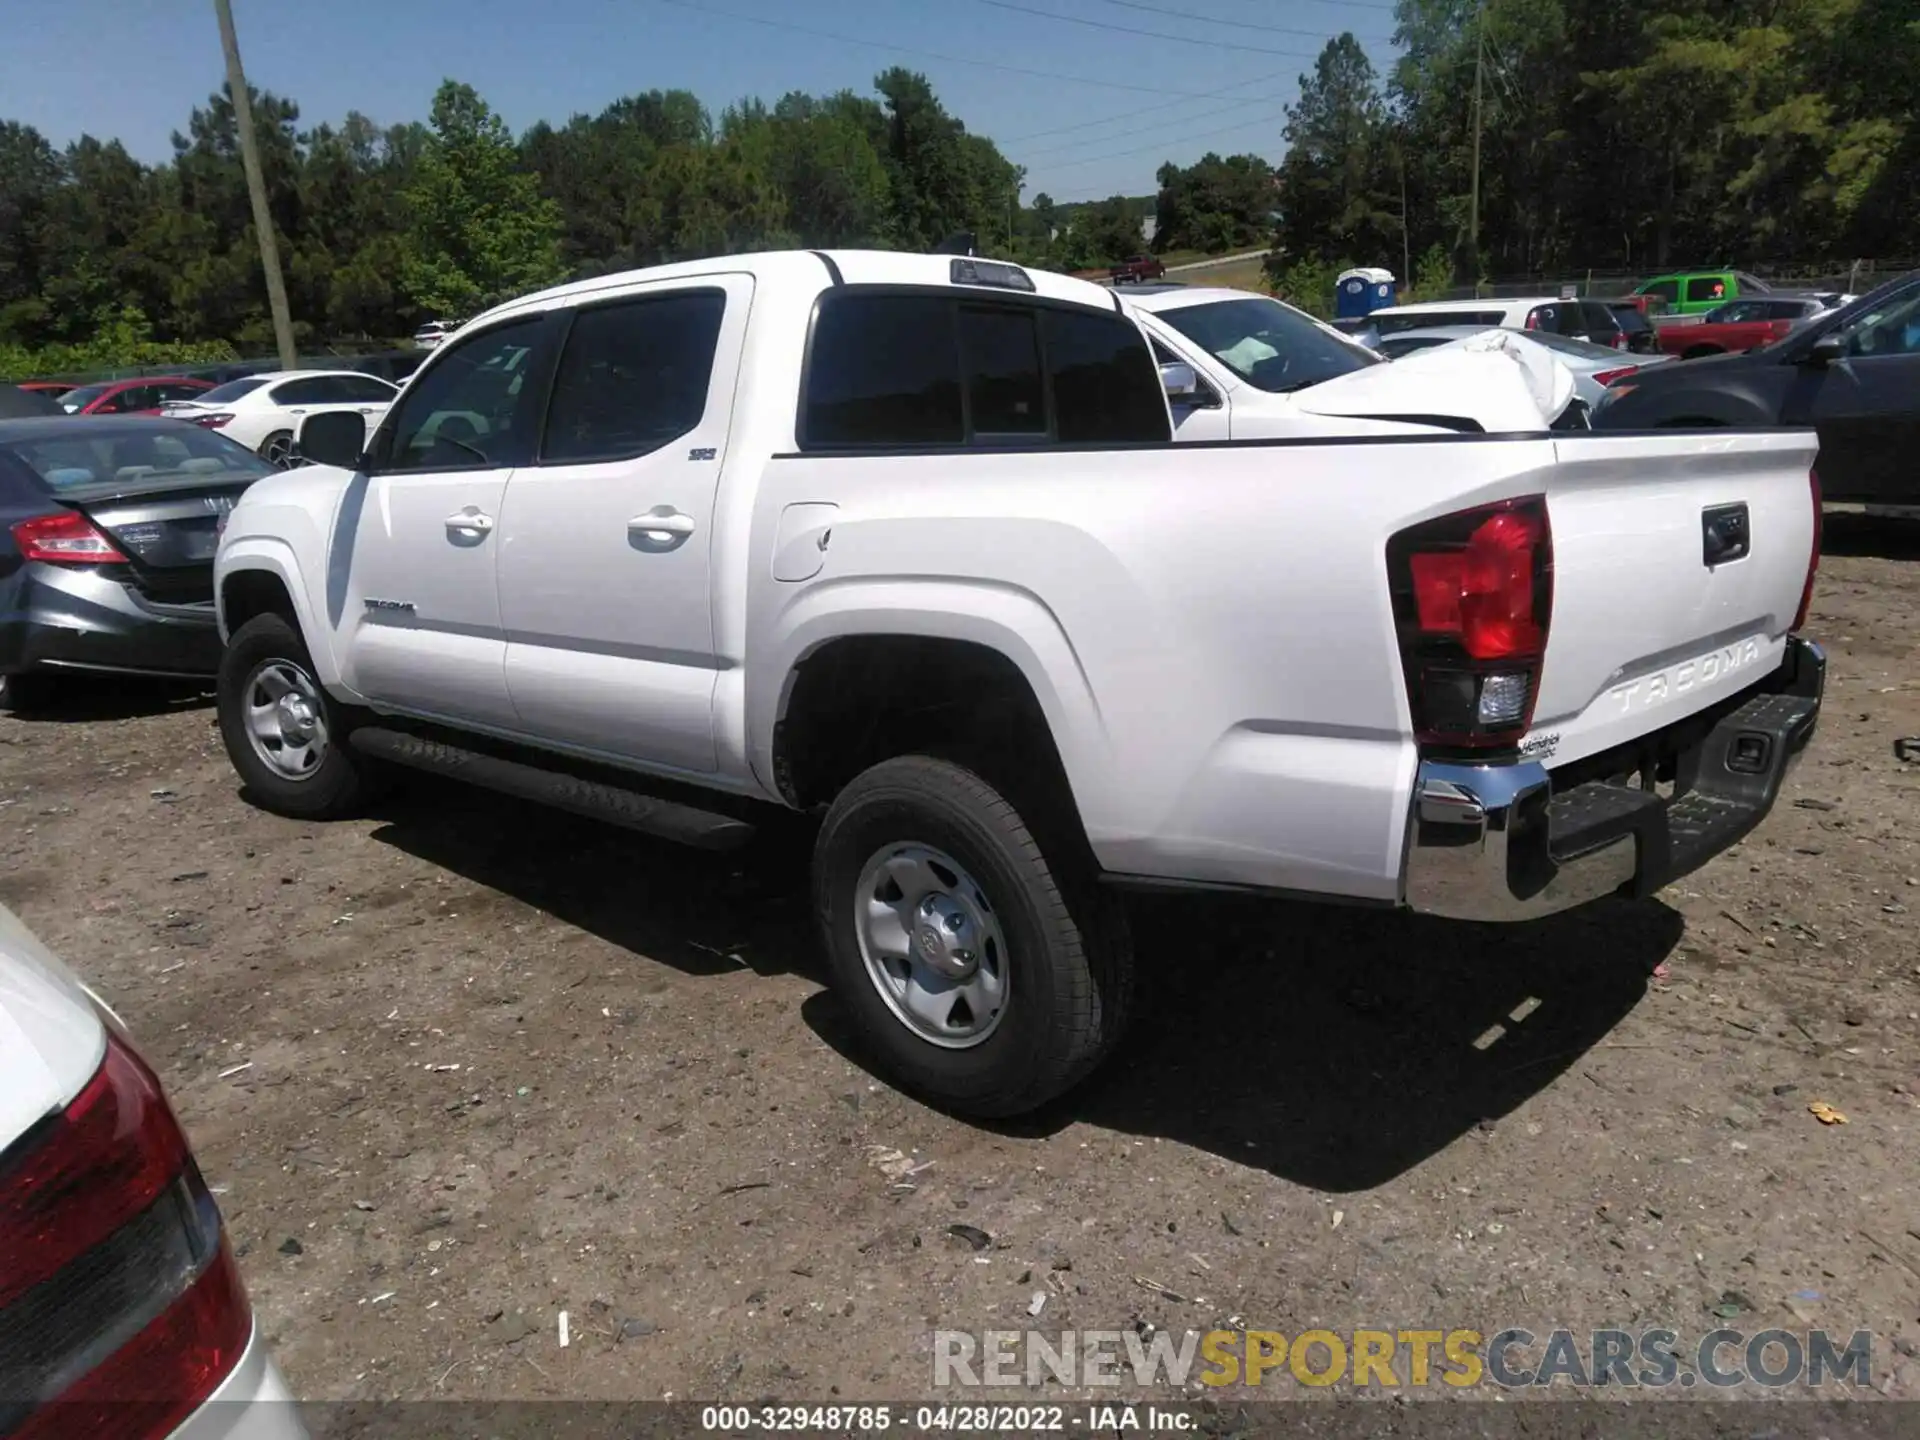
[1018,91,1284,161]
[1088,0,1392,41]
[651,0,1246,100]
[1001,68,1291,144]
[1040,106,1290,173]
[974,0,1340,58]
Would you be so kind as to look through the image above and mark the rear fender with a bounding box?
[751,580,1110,826]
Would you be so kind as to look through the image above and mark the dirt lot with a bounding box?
[2,515,1917,1405]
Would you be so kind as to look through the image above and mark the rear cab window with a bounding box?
[1687,275,1729,304]
[799,287,1168,450]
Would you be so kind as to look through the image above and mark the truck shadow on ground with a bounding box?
[1821,510,1920,561]
[5,676,213,723]
[359,775,826,982]
[362,774,1681,1192]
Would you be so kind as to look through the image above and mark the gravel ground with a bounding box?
[1,514,1916,1405]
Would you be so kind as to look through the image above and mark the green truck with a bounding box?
[1632,269,1773,316]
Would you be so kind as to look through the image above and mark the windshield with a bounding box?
[198,377,271,404]
[6,425,274,492]
[59,384,110,412]
[1155,297,1380,393]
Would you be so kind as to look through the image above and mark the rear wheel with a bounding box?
[812,754,1133,1117]
[217,612,381,818]
[0,671,60,714]
[259,431,297,469]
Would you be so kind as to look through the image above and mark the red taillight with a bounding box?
[0,1034,251,1438]
[11,511,127,564]
[1592,365,1639,387]
[1388,497,1553,749]
[191,413,234,429]
[1794,468,1822,631]
[1524,311,1542,330]
[1612,333,1629,350]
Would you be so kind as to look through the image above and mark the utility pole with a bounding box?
[1399,145,1411,288]
[1466,0,1486,297]
[214,0,296,370]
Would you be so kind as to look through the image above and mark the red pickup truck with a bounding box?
[1660,296,1830,358]
[1109,254,1168,284]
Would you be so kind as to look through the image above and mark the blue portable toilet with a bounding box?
[1335,266,1397,320]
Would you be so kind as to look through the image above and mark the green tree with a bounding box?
[1153,152,1275,254]
[1272,35,1399,273]
[404,81,564,317]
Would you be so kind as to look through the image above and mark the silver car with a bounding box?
[1373,325,1674,410]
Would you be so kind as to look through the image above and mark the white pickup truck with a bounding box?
[213,250,1826,1117]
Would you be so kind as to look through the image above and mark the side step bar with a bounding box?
[349,727,757,852]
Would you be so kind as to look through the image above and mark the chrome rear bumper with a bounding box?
[1403,636,1825,922]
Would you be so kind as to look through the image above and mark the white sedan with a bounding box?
[162,370,399,467]
[0,903,306,1438]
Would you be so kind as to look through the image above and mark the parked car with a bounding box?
[159,370,399,466]
[1,385,66,420]
[1371,296,1626,348]
[1632,268,1773,315]
[1601,300,1661,354]
[0,417,275,711]
[1658,296,1834,359]
[214,249,1823,1118]
[15,380,76,400]
[1597,268,1920,511]
[56,376,214,416]
[0,903,305,1438]
[412,321,453,349]
[1374,325,1672,413]
[1122,288,1582,437]
[1109,254,1167,284]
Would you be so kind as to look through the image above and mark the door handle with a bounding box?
[445,510,494,534]
[627,508,696,547]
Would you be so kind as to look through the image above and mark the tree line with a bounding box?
[1270,0,1920,298]
[0,69,1105,370]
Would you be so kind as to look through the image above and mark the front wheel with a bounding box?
[812,755,1133,1117]
[217,612,381,818]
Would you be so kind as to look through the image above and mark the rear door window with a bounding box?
[541,290,727,464]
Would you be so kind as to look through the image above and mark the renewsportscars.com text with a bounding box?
[933,1327,1873,1390]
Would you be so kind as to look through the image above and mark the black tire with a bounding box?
[0,671,60,714]
[812,754,1133,1118]
[217,612,380,819]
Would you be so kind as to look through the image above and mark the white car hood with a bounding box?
[0,904,107,1153]
[1294,330,1576,431]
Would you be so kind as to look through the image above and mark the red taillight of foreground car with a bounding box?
[1592,365,1639,387]
[1387,497,1553,750]
[10,511,127,564]
[0,1034,252,1440]
[1794,468,1822,632]
[189,413,234,430]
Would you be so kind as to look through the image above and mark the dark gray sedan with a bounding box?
[0,416,274,712]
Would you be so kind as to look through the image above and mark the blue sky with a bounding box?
[2,0,1401,202]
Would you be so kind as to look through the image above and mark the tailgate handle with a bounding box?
[1702,503,1750,566]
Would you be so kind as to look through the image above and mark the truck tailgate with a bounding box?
[1525,429,1819,768]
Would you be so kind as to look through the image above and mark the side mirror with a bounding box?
[299,410,367,469]
[1803,334,1846,368]
[1159,361,1198,400]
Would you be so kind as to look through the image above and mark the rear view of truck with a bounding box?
[1396,428,1823,920]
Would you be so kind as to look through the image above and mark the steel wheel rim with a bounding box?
[262,433,296,468]
[242,659,330,781]
[854,842,1009,1049]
